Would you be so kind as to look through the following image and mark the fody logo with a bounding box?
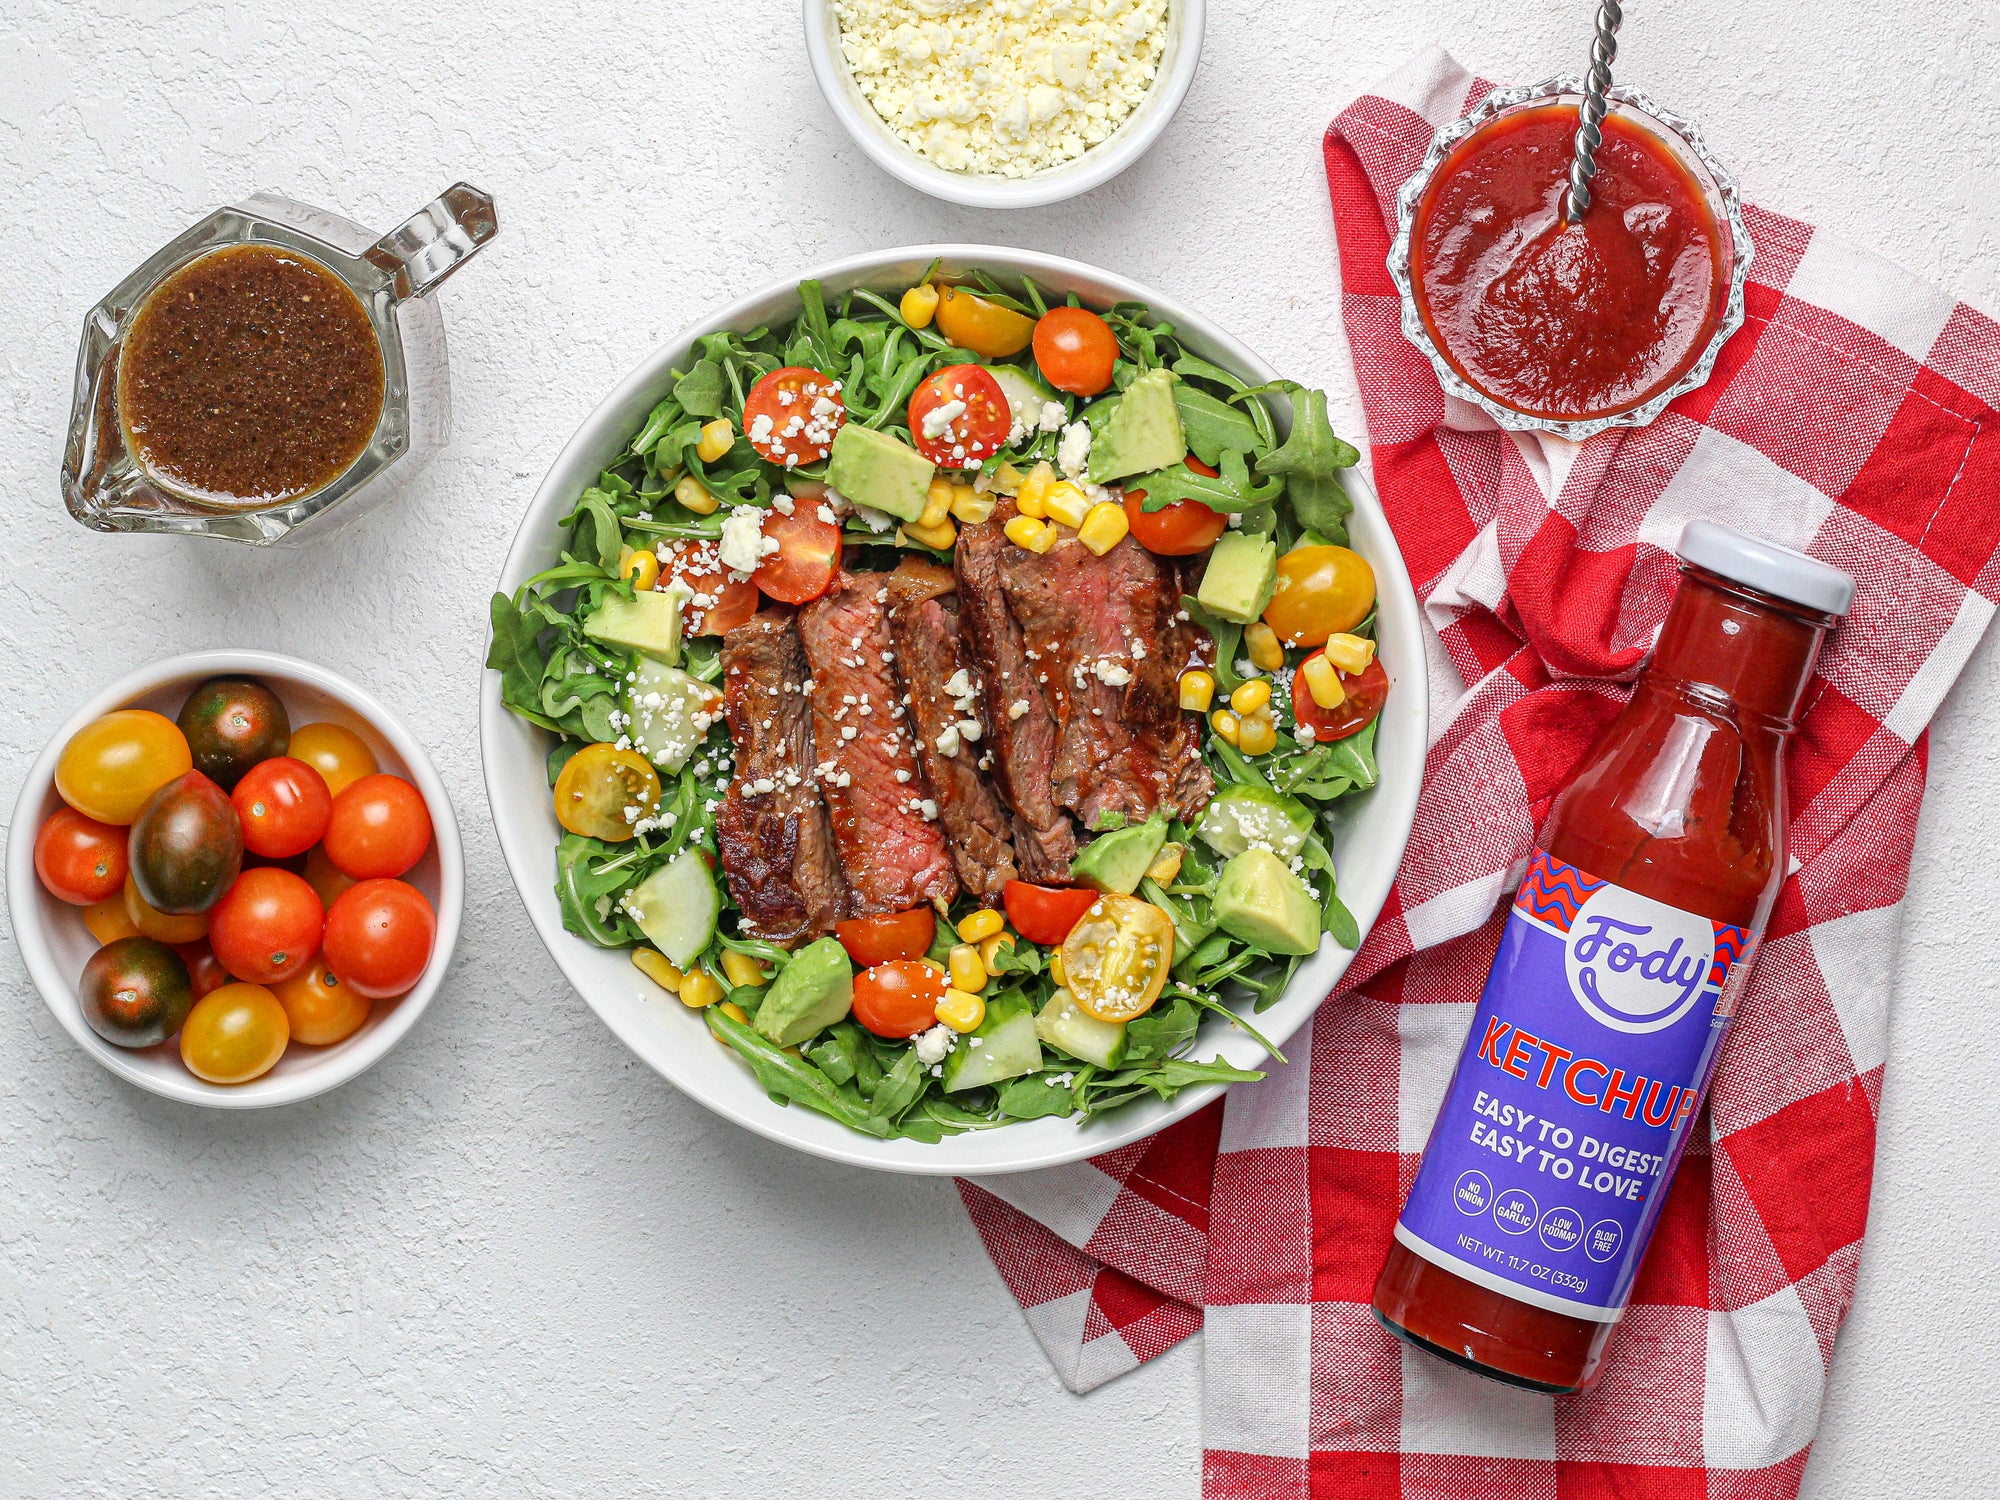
[1562,885,1716,1034]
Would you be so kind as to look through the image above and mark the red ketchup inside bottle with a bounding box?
[1372,522,1853,1392]
[1411,103,1727,421]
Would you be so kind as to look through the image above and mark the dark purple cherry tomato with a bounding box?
[79,936,194,1047]
[176,678,291,790]
[129,771,243,915]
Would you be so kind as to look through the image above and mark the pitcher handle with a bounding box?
[366,183,498,300]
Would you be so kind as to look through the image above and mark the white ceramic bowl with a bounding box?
[483,245,1426,1174]
[804,0,1205,208]
[7,650,464,1108]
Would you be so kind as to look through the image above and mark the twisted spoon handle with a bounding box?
[1564,0,1624,223]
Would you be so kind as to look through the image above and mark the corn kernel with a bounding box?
[695,419,735,463]
[1004,514,1056,553]
[682,969,724,1009]
[1237,710,1278,756]
[937,988,986,1033]
[675,475,719,515]
[920,477,956,529]
[1300,652,1347,710]
[919,957,947,978]
[1211,710,1241,746]
[632,947,683,993]
[619,547,661,592]
[957,908,1005,943]
[1146,844,1184,886]
[991,462,1025,496]
[717,999,748,1025]
[1323,633,1377,675]
[1178,669,1215,712]
[1042,481,1090,528]
[901,516,957,551]
[950,484,995,525]
[1015,461,1058,517]
[1244,621,1286,673]
[1076,500,1130,556]
[901,283,939,329]
[1229,679,1272,715]
[1049,950,1066,987]
[948,943,988,994]
[721,950,768,989]
[978,932,1015,970]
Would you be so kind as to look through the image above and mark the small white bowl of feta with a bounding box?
[805,0,1205,208]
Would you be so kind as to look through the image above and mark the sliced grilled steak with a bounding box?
[797,571,959,916]
[716,611,846,945]
[954,508,1076,880]
[884,562,1019,901]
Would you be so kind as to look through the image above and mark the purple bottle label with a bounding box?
[1395,852,1754,1320]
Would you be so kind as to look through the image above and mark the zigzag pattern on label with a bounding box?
[1707,923,1752,987]
[1512,850,1604,933]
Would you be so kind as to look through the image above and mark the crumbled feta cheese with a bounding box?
[1092,659,1132,687]
[1057,420,1092,480]
[921,397,967,439]
[934,724,961,758]
[1037,400,1067,433]
[719,505,779,575]
[1008,698,1030,720]
[1295,722,1317,744]
[913,1024,954,1066]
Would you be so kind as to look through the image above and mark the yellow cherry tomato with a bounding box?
[274,959,371,1047]
[1058,893,1175,1023]
[83,894,141,945]
[287,722,378,798]
[124,873,208,944]
[55,710,192,825]
[1262,545,1376,649]
[933,285,1035,359]
[553,743,662,842]
[180,982,290,1084]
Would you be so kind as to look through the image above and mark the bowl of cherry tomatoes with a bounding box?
[7,650,463,1107]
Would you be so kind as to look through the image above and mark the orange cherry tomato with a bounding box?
[850,958,948,1039]
[1001,881,1102,947]
[274,958,371,1046]
[1292,654,1389,741]
[907,365,1011,468]
[34,808,129,905]
[302,844,356,910]
[661,538,760,636]
[933,285,1035,359]
[742,366,845,466]
[207,867,324,984]
[1032,306,1119,397]
[323,879,436,1000]
[1122,456,1225,556]
[754,507,843,605]
[83,894,141,945]
[285,722,378,799]
[123,873,208,944]
[323,774,433,879]
[1262,544,1376,648]
[232,756,334,859]
[835,908,937,968]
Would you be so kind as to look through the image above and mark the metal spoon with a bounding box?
[1564,1,1625,222]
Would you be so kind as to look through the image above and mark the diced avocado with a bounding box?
[1196,531,1278,625]
[625,658,721,773]
[1089,369,1186,484]
[827,423,934,522]
[1070,811,1169,895]
[1034,987,1128,1069]
[985,363,1058,435]
[1195,785,1315,863]
[753,936,854,1047]
[942,993,1043,1093]
[1213,847,1322,956]
[624,847,719,967]
[584,583,688,665]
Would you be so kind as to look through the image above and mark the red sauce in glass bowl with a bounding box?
[1411,103,1726,422]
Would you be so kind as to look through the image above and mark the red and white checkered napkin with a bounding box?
[960,46,2000,1499]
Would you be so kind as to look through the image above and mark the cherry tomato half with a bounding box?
[274,958,371,1047]
[835,908,937,968]
[908,365,1011,468]
[933,286,1035,359]
[662,538,760,637]
[1123,456,1225,556]
[180,982,289,1084]
[850,958,948,1039]
[553,745,661,843]
[1001,881,1102,947]
[742,366,846,467]
[1033,306,1119,397]
[232,756,334,859]
[1291,654,1389,741]
[56,710,192,825]
[1060,893,1175,1022]
[207,867,324,984]
[1262,544,1376,648]
[35,808,129,905]
[323,774,433,879]
[754,507,843,605]
[323,879,436,1000]
[286,722,378,799]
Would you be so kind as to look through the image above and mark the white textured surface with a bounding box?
[2,2,1995,1494]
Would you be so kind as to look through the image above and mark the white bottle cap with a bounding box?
[1675,520,1855,616]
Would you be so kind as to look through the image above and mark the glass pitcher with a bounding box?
[61,184,498,544]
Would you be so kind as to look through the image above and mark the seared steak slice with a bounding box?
[716,612,845,945]
[797,571,959,916]
[954,509,1076,880]
[884,566,1019,901]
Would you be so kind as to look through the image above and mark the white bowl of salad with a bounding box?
[481,245,1426,1175]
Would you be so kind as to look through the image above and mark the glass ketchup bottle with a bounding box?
[1373,521,1854,1392]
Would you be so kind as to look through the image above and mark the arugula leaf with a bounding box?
[996,1074,1076,1120]
[1173,385,1261,467]
[1267,719,1381,803]
[562,488,627,571]
[486,593,562,732]
[1179,597,1243,695]
[554,834,650,947]
[1261,388,1358,538]
[1134,450,1282,514]
[707,1007,890,1137]
[632,396,687,459]
[673,359,727,419]
[864,1049,929,1130]
[1124,997,1199,1065]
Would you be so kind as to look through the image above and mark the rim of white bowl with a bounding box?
[802,0,1206,208]
[6,649,465,1109]
[482,244,1426,1174]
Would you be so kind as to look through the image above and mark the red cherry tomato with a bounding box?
[1291,654,1390,741]
[1032,306,1119,397]
[907,365,1010,468]
[172,940,233,1001]
[231,756,334,859]
[742,366,845,466]
[661,538,760,636]
[34,808,129,905]
[323,774,433,880]
[753,507,843,605]
[1001,881,1102,947]
[1122,456,1226,556]
[850,958,948,1039]
[835,908,936,968]
[207,867,325,983]
[323,879,436,1000]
